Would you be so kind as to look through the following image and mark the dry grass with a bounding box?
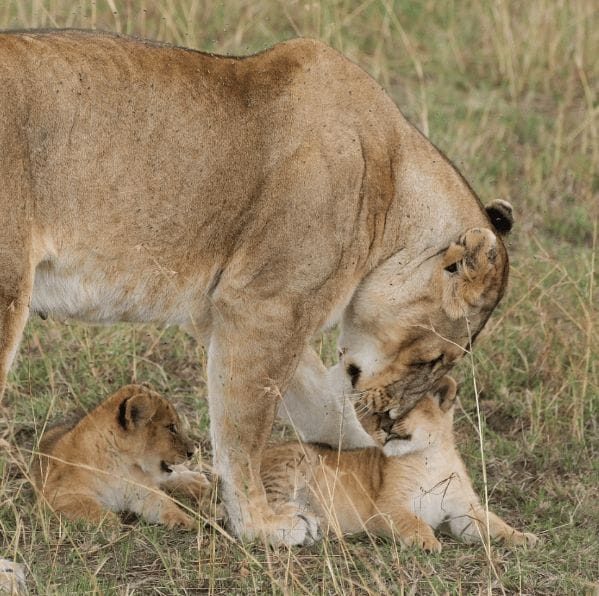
[0,1,597,594]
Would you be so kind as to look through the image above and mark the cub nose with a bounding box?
[379,413,395,435]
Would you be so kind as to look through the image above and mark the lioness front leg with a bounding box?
[207,319,320,546]
[279,348,376,449]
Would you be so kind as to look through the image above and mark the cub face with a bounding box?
[113,385,195,474]
[359,375,457,456]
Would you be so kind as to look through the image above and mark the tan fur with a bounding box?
[262,377,537,550]
[32,385,208,528]
[1,30,512,544]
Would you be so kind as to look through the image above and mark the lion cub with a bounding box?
[261,376,537,550]
[33,385,209,529]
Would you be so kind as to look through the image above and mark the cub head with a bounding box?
[109,384,195,474]
[340,200,512,417]
[360,375,458,457]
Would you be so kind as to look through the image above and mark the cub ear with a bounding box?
[441,228,500,319]
[435,375,458,412]
[485,199,513,235]
[118,391,158,430]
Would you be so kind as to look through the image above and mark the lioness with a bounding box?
[33,385,208,528]
[0,30,513,544]
[262,376,537,550]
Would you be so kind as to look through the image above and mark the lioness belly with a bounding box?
[31,255,209,326]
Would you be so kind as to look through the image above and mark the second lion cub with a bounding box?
[33,384,209,529]
[262,376,537,550]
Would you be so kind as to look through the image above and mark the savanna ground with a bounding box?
[0,1,597,594]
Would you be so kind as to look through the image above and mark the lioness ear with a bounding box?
[485,200,513,235]
[435,375,457,412]
[441,228,499,319]
[118,392,158,430]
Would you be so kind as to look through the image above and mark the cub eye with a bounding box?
[444,262,458,274]
[166,424,177,434]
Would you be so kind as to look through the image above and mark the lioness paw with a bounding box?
[237,504,320,547]
[269,510,320,547]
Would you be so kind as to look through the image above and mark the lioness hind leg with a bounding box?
[0,248,35,403]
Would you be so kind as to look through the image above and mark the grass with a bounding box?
[1,0,597,593]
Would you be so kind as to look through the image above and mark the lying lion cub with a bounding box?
[261,376,537,550]
[33,385,209,529]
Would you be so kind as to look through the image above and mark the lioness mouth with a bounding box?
[160,461,173,474]
[384,433,412,444]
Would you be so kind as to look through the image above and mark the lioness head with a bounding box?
[109,384,195,474]
[340,201,512,416]
[360,375,457,456]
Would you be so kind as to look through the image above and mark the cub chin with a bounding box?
[32,384,209,529]
[261,376,537,551]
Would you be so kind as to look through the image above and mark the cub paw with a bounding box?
[504,530,539,548]
[179,471,212,499]
[161,507,197,530]
[402,531,442,553]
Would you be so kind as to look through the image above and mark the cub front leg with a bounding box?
[160,464,211,500]
[279,348,376,449]
[130,487,197,530]
[450,505,538,547]
[207,317,319,546]
[367,506,442,552]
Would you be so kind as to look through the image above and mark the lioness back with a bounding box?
[0,30,398,329]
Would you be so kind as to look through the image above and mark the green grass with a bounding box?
[1,1,598,594]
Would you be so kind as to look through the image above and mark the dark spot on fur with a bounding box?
[486,202,514,234]
[207,267,224,297]
[118,397,130,429]
[444,262,458,274]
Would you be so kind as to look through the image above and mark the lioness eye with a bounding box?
[166,424,177,434]
[430,354,444,367]
[412,355,443,369]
